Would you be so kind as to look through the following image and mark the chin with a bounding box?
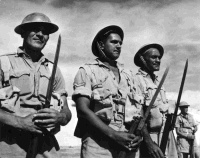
[154,66,160,71]
[31,45,45,51]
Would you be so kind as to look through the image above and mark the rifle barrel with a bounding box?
[171,59,188,129]
[160,59,188,154]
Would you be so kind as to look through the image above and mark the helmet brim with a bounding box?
[14,22,59,35]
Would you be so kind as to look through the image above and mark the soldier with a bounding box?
[72,25,143,158]
[175,101,199,158]
[0,12,71,157]
[132,43,178,158]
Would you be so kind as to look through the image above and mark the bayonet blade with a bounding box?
[136,66,170,132]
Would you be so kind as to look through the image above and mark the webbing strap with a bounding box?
[0,56,11,82]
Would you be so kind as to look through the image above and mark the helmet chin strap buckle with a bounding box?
[96,42,112,63]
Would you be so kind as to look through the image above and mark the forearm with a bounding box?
[76,97,117,139]
[59,109,71,126]
[0,109,22,129]
[58,96,72,126]
[79,107,117,139]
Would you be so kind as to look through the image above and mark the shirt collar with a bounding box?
[180,113,188,119]
[137,68,158,81]
[17,46,48,64]
[92,58,124,72]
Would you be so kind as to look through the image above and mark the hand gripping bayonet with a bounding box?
[26,35,61,158]
[117,66,169,158]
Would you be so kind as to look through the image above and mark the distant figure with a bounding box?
[0,12,72,157]
[72,25,142,158]
[175,101,199,158]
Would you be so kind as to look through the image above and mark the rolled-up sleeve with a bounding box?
[54,67,68,97]
[72,67,92,100]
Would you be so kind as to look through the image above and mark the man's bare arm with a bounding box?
[0,109,43,134]
[75,96,141,150]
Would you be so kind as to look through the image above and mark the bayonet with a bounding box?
[117,66,169,158]
[26,34,61,158]
[160,59,188,154]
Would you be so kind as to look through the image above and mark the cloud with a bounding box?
[24,0,47,4]
[167,90,200,109]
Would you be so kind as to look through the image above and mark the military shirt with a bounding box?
[175,113,197,153]
[73,58,141,135]
[133,68,169,130]
[0,47,67,157]
[1,47,67,113]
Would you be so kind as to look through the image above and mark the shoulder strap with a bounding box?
[122,69,132,88]
[136,74,147,95]
[82,64,96,87]
[0,55,11,82]
[48,62,53,74]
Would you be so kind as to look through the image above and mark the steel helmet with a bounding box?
[14,12,59,35]
[179,101,190,107]
[92,25,124,57]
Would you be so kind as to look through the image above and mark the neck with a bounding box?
[23,46,42,62]
[141,67,155,81]
[99,58,117,67]
[182,112,188,116]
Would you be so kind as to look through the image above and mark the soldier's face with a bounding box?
[180,106,188,114]
[143,48,161,72]
[102,33,122,60]
[23,26,49,51]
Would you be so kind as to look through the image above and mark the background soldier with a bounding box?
[72,25,142,158]
[132,43,178,158]
[0,12,71,157]
[175,101,199,158]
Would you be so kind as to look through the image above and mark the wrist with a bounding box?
[58,112,67,126]
[107,129,117,140]
[15,116,24,130]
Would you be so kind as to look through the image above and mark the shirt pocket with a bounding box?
[92,83,111,101]
[92,82,113,121]
[9,70,31,94]
[145,86,165,107]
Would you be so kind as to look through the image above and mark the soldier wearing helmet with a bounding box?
[132,44,178,158]
[72,25,142,158]
[175,101,199,158]
[0,12,71,157]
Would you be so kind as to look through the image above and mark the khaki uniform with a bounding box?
[175,113,197,154]
[133,68,178,158]
[0,47,67,158]
[73,59,142,158]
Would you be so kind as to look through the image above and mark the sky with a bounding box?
[0,0,200,107]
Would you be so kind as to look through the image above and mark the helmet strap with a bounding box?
[96,41,112,63]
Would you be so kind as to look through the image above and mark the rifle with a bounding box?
[26,35,61,158]
[190,130,195,158]
[160,59,188,155]
[117,66,169,158]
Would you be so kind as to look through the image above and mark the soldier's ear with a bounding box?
[98,41,104,50]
